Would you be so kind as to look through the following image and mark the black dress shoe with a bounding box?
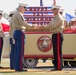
[0,66,4,69]
[15,69,27,72]
[51,68,57,71]
[51,68,62,71]
[10,68,14,70]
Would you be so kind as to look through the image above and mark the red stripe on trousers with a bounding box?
[57,33,60,70]
[0,38,2,49]
[20,32,24,70]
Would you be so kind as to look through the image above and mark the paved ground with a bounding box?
[0,58,76,75]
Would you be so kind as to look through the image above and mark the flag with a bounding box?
[24,12,34,16]
[65,13,74,23]
[53,0,56,5]
[1,17,10,32]
[43,12,53,16]
[24,6,54,25]
[1,23,10,32]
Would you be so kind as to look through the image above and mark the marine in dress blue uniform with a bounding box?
[42,5,64,71]
[52,9,69,67]
[11,3,33,71]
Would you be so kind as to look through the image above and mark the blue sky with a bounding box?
[0,0,76,16]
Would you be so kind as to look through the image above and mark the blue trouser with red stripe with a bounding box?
[9,38,15,69]
[0,37,3,64]
[13,30,25,71]
[52,33,64,70]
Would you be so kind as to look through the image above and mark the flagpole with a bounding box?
[40,0,43,6]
